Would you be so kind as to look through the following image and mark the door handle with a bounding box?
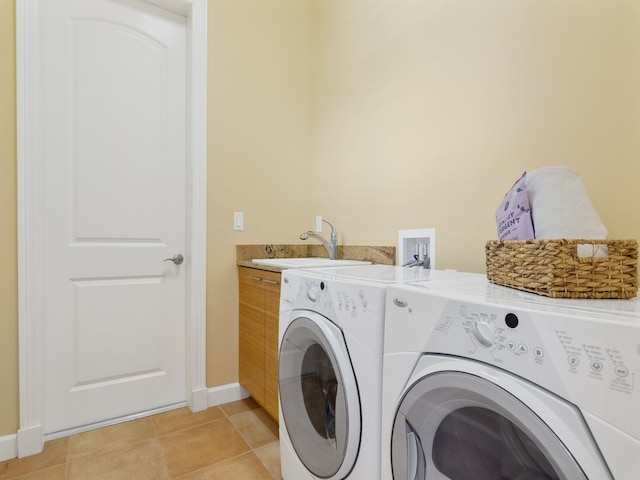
[164,253,184,265]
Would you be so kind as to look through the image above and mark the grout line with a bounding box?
[154,434,172,480]
[252,441,282,480]
[170,451,258,480]
[219,402,281,480]
[65,435,71,479]
[148,414,172,479]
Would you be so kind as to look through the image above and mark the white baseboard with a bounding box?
[0,433,17,462]
[207,382,249,407]
[0,425,40,461]
[189,386,209,412]
[17,424,43,458]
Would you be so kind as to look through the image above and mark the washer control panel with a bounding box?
[281,270,387,353]
[292,278,377,319]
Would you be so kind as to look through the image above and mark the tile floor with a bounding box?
[0,398,282,480]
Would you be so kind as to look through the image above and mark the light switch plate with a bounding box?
[234,212,244,231]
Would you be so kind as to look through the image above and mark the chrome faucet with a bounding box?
[300,219,338,260]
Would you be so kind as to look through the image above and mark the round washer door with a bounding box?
[392,371,592,480]
[279,311,361,479]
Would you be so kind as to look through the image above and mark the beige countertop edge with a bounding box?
[237,260,286,273]
[236,244,396,272]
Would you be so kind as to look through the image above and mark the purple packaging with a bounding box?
[496,172,535,240]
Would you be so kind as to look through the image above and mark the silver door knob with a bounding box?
[164,253,184,265]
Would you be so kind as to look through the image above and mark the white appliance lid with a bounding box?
[412,275,640,320]
[300,265,474,284]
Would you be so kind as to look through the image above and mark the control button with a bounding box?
[518,344,528,354]
[506,341,516,351]
[590,360,604,373]
[614,365,629,378]
[534,347,544,359]
[568,355,580,367]
[505,313,519,329]
[393,297,408,308]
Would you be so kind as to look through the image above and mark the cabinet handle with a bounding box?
[246,275,279,285]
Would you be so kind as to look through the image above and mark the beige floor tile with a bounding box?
[68,417,156,460]
[67,438,168,480]
[254,442,282,480]
[1,401,281,480]
[0,437,68,479]
[253,408,279,438]
[229,411,278,449]
[159,418,250,478]
[219,397,260,417]
[152,406,224,436]
[11,465,66,480]
[175,452,274,480]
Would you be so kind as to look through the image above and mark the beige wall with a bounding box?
[206,0,313,385]
[312,0,640,272]
[2,0,640,437]
[0,0,18,435]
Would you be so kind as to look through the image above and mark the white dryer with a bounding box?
[278,265,468,480]
[381,274,640,480]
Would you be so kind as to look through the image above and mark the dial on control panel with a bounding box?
[306,287,318,303]
[306,281,326,303]
[471,319,496,347]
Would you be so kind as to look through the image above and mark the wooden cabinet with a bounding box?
[238,266,280,421]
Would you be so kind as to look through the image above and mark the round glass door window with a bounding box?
[279,314,361,479]
[392,371,589,480]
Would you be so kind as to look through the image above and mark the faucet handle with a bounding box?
[323,220,338,259]
[323,219,337,236]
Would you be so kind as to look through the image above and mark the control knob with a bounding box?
[306,284,319,303]
[472,319,496,348]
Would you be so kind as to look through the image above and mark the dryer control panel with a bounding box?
[426,300,562,392]
[385,285,640,442]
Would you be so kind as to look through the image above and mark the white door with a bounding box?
[41,0,188,434]
[279,313,362,480]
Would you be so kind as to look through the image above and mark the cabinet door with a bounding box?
[238,268,267,406]
[263,270,281,421]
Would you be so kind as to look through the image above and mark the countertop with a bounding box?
[236,244,396,272]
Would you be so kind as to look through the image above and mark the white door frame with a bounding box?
[16,0,208,457]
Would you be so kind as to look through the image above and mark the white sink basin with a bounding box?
[252,257,371,268]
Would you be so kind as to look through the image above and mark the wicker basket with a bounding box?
[486,239,638,299]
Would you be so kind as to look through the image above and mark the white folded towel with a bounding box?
[526,166,608,257]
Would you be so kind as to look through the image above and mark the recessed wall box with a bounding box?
[398,228,436,268]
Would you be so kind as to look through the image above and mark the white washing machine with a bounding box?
[381,274,640,480]
[278,265,470,480]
